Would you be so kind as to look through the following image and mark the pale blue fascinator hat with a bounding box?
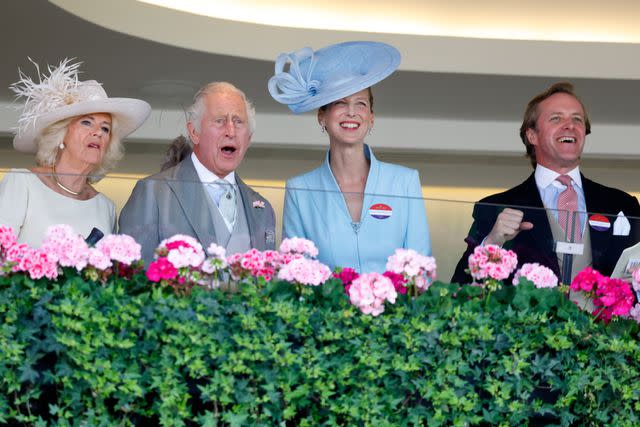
[268,41,401,114]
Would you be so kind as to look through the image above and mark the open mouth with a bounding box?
[87,143,101,149]
[221,145,237,154]
[557,136,576,143]
[340,122,359,129]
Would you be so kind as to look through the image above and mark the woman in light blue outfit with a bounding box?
[269,41,430,272]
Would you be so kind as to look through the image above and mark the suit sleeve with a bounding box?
[118,180,160,264]
[404,170,431,256]
[282,181,306,240]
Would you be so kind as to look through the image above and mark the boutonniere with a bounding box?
[252,200,265,209]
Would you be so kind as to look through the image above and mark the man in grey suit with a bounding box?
[119,82,276,263]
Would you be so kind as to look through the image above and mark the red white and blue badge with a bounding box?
[588,214,610,232]
[369,203,392,220]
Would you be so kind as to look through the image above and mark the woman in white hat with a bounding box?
[0,59,151,247]
[269,41,431,273]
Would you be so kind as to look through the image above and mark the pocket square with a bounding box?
[613,211,631,236]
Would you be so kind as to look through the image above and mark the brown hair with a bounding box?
[519,82,591,168]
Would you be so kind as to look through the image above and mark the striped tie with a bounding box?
[556,175,582,243]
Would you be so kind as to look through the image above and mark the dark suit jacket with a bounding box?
[118,157,276,264]
[451,173,640,284]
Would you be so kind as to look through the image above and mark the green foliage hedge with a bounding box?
[2,271,640,426]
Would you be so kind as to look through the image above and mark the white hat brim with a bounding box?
[13,98,151,153]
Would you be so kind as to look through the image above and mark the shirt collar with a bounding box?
[191,152,236,185]
[535,164,582,189]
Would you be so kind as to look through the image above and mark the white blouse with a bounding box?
[0,168,116,247]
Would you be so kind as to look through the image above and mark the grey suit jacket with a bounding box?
[118,157,276,263]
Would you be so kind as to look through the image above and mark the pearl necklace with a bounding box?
[52,165,81,196]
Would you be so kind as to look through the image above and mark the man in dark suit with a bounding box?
[119,82,275,263]
[452,82,640,284]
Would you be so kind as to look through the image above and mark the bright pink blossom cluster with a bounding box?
[277,257,331,286]
[1,225,58,280]
[41,224,89,271]
[227,249,283,281]
[147,235,205,285]
[348,273,398,316]
[1,224,142,281]
[386,248,437,293]
[468,244,518,283]
[512,263,558,288]
[333,267,360,293]
[570,267,635,322]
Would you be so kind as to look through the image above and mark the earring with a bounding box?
[59,142,65,150]
[320,123,326,133]
[368,127,373,136]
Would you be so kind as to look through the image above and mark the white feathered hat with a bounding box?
[10,58,151,153]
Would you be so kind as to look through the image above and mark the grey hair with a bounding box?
[186,81,256,135]
[36,115,124,183]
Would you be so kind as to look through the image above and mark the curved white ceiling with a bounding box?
[139,0,640,44]
[51,0,640,79]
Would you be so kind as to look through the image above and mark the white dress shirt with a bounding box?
[534,164,587,232]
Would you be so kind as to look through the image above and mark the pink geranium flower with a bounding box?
[333,267,360,293]
[41,224,88,271]
[386,248,436,294]
[17,248,58,280]
[96,234,141,266]
[512,263,558,288]
[570,267,606,293]
[593,277,635,322]
[0,225,17,250]
[277,257,331,286]
[348,272,397,316]
[279,237,319,258]
[146,257,178,282]
[467,244,518,283]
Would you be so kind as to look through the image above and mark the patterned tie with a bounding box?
[556,175,582,243]
[207,179,236,230]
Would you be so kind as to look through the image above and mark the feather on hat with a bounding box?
[10,58,151,153]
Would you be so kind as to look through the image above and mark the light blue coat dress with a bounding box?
[283,145,431,273]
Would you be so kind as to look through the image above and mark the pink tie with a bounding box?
[556,175,582,243]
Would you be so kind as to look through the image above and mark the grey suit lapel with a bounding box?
[166,158,217,246]
[236,175,264,250]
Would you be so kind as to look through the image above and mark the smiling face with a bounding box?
[61,113,112,168]
[525,92,587,173]
[188,90,252,177]
[318,88,374,146]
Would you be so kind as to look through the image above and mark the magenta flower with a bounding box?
[146,257,178,282]
[570,267,606,293]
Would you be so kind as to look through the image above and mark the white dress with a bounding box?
[0,168,116,247]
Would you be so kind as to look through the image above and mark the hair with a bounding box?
[161,135,193,171]
[186,81,256,135]
[35,115,124,183]
[519,82,591,168]
[319,87,375,112]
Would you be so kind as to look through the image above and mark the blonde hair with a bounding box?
[35,115,124,183]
